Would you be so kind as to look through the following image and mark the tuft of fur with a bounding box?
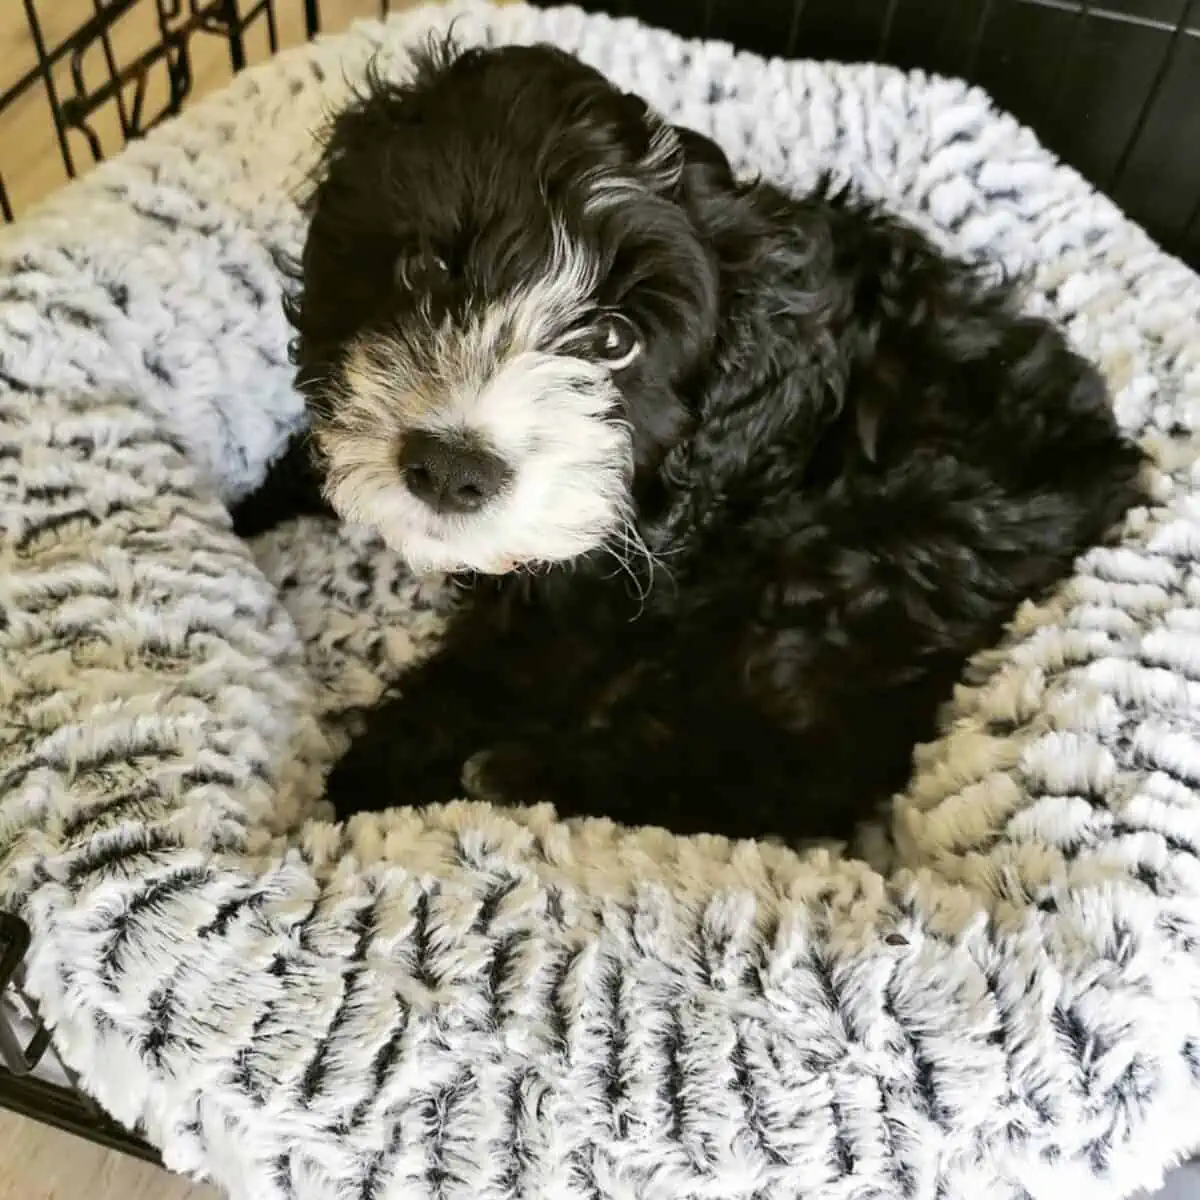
[235,41,1149,843]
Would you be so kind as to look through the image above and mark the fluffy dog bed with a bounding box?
[1,3,1199,1197]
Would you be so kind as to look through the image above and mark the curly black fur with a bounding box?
[235,41,1149,843]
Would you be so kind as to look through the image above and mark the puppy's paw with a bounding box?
[325,740,462,818]
[462,743,547,806]
[461,750,502,803]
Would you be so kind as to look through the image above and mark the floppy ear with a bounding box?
[617,100,742,212]
[669,124,764,251]
[637,110,687,194]
[609,91,686,195]
[673,126,739,198]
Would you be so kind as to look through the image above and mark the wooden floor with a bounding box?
[0,1111,216,1200]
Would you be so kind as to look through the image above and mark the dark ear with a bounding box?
[611,102,748,251]
[617,102,741,211]
[674,126,738,198]
[611,91,687,195]
[669,125,752,242]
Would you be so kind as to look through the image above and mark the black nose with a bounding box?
[398,431,511,515]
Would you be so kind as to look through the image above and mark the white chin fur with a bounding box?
[318,349,633,575]
[315,236,635,574]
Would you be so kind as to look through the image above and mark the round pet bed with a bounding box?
[1,3,1199,1197]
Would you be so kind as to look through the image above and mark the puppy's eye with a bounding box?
[590,313,642,370]
[394,252,450,290]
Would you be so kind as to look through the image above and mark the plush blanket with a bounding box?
[1,4,1198,1198]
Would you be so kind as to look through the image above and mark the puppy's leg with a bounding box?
[324,617,596,818]
[325,652,505,816]
[467,706,864,842]
[230,430,331,537]
[461,643,850,840]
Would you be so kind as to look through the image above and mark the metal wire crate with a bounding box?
[0,1,404,221]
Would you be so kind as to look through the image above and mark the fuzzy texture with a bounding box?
[0,4,1199,1199]
[263,39,1147,844]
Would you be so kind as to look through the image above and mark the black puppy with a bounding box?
[235,39,1147,843]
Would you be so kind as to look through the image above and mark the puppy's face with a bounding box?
[288,41,719,574]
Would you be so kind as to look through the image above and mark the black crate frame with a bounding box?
[0,910,164,1160]
[0,0,398,222]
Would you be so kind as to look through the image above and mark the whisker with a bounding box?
[597,507,677,619]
